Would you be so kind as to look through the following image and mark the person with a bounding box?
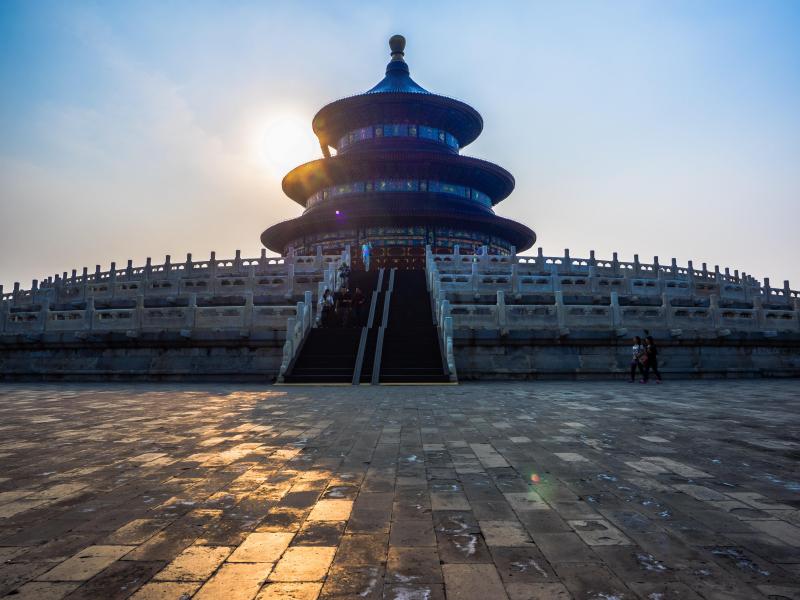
[338,287,353,327]
[643,335,662,383]
[352,287,366,326]
[320,288,334,327]
[337,262,351,290]
[361,242,372,272]
[333,287,345,327]
[630,336,647,383]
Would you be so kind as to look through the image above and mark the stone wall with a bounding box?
[453,330,800,380]
[0,331,285,381]
[427,247,800,381]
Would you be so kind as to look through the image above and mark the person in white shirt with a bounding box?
[629,336,646,383]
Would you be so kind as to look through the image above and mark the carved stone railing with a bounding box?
[1,249,347,337]
[1,247,346,309]
[277,291,314,382]
[426,255,457,381]
[426,247,800,336]
[427,245,798,306]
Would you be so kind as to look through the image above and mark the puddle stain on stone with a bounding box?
[636,553,667,572]
[709,547,771,576]
[510,558,548,578]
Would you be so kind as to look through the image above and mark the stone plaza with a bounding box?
[0,381,798,599]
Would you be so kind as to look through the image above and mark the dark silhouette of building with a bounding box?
[261,35,535,269]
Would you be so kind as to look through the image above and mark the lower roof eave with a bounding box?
[261,212,535,253]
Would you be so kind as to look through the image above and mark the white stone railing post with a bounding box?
[40,296,50,333]
[304,291,313,331]
[244,291,254,332]
[497,290,507,333]
[511,263,519,294]
[234,249,242,272]
[287,264,295,297]
[554,291,567,333]
[662,293,673,329]
[278,316,297,382]
[135,294,144,330]
[753,296,766,329]
[187,293,197,330]
[550,263,561,293]
[0,286,6,334]
[439,299,451,331]
[443,315,457,382]
[109,262,117,298]
[610,291,621,330]
[471,262,479,292]
[710,294,720,330]
[85,297,95,332]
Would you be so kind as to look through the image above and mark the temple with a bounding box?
[2,36,798,382]
[261,35,535,270]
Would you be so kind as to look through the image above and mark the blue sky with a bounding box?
[1,0,799,290]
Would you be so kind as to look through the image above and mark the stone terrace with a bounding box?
[0,382,798,599]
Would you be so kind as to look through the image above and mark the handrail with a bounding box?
[277,290,313,382]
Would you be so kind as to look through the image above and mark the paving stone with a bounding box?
[227,532,294,563]
[442,563,509,599]
[292,520,346,546]
[386,546,443,584]
[256,581,323,600]
[37,545,134,581]
[131,581,200,600]
[504,582,572,600]
[489,545,556,583]
[307,499,353,521]
[103,519,172,545]
[384,583,446,599]
[568,518,632,546]
[333,533,388,566]
[269,546,336,581]
[5,581,80,600]
[64,559,165,599]
[478,520,533,547]
[193,562,271,600]
[154,545,232,581]
[319,564,384,598]
[389,519,436,547]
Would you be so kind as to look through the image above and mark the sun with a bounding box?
[257,113,320,179]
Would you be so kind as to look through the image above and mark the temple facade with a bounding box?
[260,35,535,269]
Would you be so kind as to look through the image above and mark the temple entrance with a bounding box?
[352,245,427,271]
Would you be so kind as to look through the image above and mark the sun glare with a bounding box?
[258,113,320,178]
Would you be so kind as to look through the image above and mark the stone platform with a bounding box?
[0,382,798,599]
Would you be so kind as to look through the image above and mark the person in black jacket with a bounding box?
[643,335,663,383]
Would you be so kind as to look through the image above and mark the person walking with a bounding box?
[629,336,647,383]
[643,335,663,383]
[320,288,334,327]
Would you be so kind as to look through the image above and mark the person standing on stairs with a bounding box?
[353,287,366,326]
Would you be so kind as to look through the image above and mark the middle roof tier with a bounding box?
[282,150,516,207]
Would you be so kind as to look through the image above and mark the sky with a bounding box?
[1,0,799,291]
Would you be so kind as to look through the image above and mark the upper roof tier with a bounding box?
[312,35,483,149]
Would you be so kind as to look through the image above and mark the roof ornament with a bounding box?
[389,35,406,62]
